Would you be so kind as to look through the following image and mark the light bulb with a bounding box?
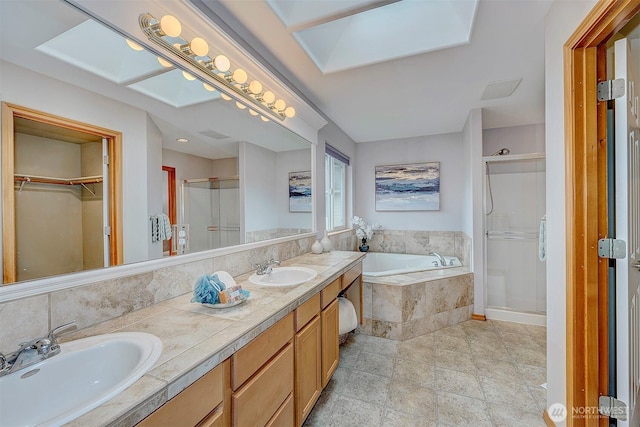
[160,15,181,38]
[284,106,296,118]
[260,116,270,122]
[213,55,230,72]
[274,99,286,111]
[157,57,173,68]
[125,39,144,51]
[203,83,216,92]
[232,69,248,84]
[235,101,247,110]
[262,91,275,104]
[221,93,232,101]
[182,71,196,81]
[190,37,208,56]
[248,80,262,95]
[249,109,258,116]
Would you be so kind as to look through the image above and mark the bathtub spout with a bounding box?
[430,252,446,266]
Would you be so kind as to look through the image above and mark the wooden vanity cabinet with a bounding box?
[231,312,294,426]
[137,359,230,427]
[294,294,322,426]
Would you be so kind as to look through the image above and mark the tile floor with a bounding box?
[304,319,547,427]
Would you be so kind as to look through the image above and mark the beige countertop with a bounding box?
[63,250,366,427]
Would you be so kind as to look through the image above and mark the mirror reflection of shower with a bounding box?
[485,148,510,215]
[181,177,240,253]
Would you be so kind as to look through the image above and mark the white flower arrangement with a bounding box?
[351,216,381,241]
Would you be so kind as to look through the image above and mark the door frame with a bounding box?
[162,165,177,255]
[1,102,124,283]
[563,1,640,426]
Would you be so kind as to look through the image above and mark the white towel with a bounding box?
[158,213,172,241]
[538,215,546,261]
[214,271,237,288]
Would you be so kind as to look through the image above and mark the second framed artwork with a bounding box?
[289,171,312,212]
[375,162,440,211]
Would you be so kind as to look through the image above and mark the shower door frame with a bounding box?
[564,1,640,426]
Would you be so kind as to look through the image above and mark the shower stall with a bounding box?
[484,152,546,325]
[181,176,240,253]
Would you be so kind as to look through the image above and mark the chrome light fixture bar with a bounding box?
[138,13,295,121]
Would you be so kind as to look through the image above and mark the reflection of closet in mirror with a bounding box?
[1,102,123,284]
[182,177,240,252]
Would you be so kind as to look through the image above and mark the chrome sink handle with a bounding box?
[255,259,280,275]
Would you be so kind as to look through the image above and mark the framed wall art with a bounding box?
[375,162,440,211]
[289,171,312,212]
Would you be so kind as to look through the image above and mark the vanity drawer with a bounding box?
[231,312,294,389]
[295,293,320,331]
[232,342,294,427]
[342,262,362,290]
[266,393,294,427]
[321,278,341,309]
[138,360,226,427]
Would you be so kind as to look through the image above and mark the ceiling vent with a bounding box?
[480,78,522,100]
[200,130,229,140]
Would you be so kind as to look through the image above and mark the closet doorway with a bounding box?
[1,102,123,284]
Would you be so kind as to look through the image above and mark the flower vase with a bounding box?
[359,238,369,252]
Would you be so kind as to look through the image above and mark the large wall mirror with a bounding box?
[0,0,315,286]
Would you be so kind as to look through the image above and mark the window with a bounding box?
[325,144,349,231]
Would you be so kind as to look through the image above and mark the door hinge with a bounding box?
[598,238,626,259]
[104,225,111,236]
[103,155,109,165]
[598,396,627,421]
[597,78,625,101]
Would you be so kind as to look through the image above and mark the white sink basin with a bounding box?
[0,332,162,427]
[249,266,318,287]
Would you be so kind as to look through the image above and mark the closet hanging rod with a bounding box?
[14,174,103,186]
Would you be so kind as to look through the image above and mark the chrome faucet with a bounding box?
[254,259,280,275]
[430,252,447,267]
[0,321,77,377]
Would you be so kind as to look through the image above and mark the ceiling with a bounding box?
[197,0,554,142]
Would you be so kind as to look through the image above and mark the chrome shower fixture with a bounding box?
[490,148,510,156]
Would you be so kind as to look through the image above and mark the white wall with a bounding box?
[354,132,464,231]
[276,149,312,229]
[462,109,484,315]
[483,123,545,156]
[0,61,150,265]
[241,141,278,233]
[544,0,597,421]
[147,116,163,260]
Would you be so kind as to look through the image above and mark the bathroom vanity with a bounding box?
[61,251,364,427]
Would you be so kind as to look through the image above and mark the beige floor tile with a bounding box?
[353,350,395,377]
[338,341,362,367]
[499,331,545,351]
[461,319,496,332]
[435,348,476,374]
[505,344,546,368]
[473,358,521,383]
[527,385,548,412]
[479,376,540,412]
[491,320,531,336]
[387,378,436,419]
[517,364,547,387]
[488,403,547,427]
[470,339,512,362]
[362,335,399,357]
[340,371,391,406]
[434,324,467,338]
[436,368,484,399]
[381,407,436,427]
[433,334,471,354]
[393,357,436,388]
[436,391,493,426]
[326,395,384,427]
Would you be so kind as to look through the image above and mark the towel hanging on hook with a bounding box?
[538,215,547,261]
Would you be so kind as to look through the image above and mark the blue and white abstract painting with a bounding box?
[289,171,312,212]
[375,162,440,211]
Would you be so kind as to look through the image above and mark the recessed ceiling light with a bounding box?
[176,138,189,143]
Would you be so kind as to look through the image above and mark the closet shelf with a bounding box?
[14,174,103,185]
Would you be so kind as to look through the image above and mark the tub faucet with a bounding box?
[430,252,446,266]
[254,259,280,275]
[0,321,77,377]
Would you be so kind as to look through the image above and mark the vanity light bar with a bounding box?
[138,13,295,121]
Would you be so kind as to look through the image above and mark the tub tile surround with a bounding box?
[367,229,471,265]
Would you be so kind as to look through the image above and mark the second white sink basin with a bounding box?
[249,266,318,287]
[0,332,162,427]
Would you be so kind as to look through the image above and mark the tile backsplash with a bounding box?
[365,230,471,265]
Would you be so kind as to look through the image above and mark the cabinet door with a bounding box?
[295,315,322,426]
[321,298,339,388]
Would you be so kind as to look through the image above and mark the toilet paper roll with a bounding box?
[338,297,358,335]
